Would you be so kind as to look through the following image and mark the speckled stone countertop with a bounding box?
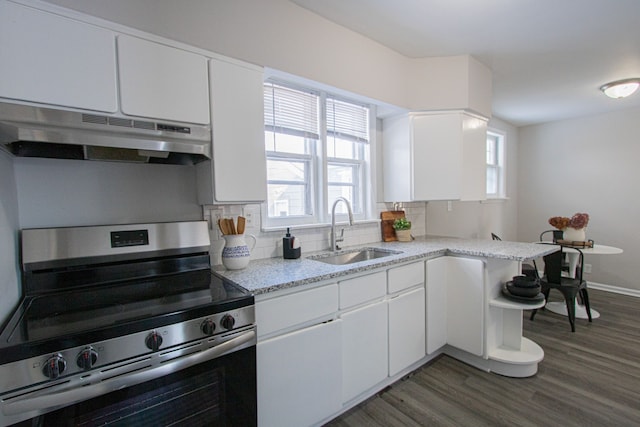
[212,236,557,295]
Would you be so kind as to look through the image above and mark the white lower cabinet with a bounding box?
[255,254,542,426]
[446,257,484,356]
[425,256,484,356]
[426,257,447,354]
[256,283,340,427]
[257,320,342,427]
[388,287,426,376]
[341,300,388,402]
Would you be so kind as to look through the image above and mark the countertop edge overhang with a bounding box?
[212,237,558,295]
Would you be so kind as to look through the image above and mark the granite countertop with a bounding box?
[212,236,557,295]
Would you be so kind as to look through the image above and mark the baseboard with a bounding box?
[587,281,640,298]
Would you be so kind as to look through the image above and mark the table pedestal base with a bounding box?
[545,301,600,319]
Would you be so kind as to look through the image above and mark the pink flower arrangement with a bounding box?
[549,213,589,230]
[568,213,589,229]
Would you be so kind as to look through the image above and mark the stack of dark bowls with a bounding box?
[506,275,541,298]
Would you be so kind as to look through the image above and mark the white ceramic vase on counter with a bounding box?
[221,234,257,270]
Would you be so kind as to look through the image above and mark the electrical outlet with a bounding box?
[210,209,224,239]
[584,263,592,274]
[242,205,261,230]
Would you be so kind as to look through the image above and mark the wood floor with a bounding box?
[326,289,640,426]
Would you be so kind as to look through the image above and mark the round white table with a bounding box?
[538,243,623,319]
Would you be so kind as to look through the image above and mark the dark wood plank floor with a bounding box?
[326,289,640,426]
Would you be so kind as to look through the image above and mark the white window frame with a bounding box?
[486,129,506,199]
[262,80,375,229]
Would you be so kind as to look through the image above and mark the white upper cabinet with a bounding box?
[196,58,267,204]
[0,1,117,112]
[117,35,210,124]
[383,111,487,202]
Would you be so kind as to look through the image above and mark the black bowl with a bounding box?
[506,281,541,297]
[512,275,539,288]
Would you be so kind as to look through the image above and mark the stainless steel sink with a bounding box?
[309,248,401,265]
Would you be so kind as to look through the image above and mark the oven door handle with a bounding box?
[2,330,255,417]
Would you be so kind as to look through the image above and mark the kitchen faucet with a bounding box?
[330,197,354,251]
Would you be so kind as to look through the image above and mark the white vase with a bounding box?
[563,227,586,242]
[221,234,257,270]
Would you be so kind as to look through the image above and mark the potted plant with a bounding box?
[549,212,589,241]
[393,217,412,242]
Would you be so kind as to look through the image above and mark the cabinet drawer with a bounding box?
[339,271,386,309]
[256,284,338,337]
[388,261,425,294]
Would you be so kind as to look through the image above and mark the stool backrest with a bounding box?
[543,246,584,283]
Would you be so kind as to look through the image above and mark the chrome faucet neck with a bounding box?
[330,197,354,251]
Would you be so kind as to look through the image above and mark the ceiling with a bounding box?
[290,0,640,126]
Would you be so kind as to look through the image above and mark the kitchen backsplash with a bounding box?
[203,202,426,265]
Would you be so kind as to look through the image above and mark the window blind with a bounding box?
[326,97,369,143]
[264,83,319,139]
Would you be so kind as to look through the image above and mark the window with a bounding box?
[486,130,506,198]
[263,81,372,227]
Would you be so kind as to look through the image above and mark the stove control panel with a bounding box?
[0,306,255,391]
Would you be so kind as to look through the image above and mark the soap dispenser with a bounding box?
[283,228,301,259]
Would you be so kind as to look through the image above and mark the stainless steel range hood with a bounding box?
[0,103,212,165]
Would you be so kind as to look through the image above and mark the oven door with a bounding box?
[6,332,256,427]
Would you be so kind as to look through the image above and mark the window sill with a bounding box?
[481,196,510,204]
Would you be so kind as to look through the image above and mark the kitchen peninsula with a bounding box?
[213,237,557,427]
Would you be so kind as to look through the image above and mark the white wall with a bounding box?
[0,150,20,325]
[425,117,519,241]
[14,157,202,228]
[518,107,640,290]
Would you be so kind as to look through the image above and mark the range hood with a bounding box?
[0,103,212,165]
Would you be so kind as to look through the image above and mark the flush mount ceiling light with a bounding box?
[599,78,640,99]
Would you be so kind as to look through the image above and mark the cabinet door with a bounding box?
[117,35,209,124]
[388,287,426,376]
[426,257,447,354]
[342,300,388,402]
[0,1,117,112]
[197,58,267,203]
[459,114,487,201]
[388,261,425,294]
[447,257,485,356]
[411,113,462,201]
[257,320,342,427]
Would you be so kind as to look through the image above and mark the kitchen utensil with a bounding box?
[380,211,406,242]
[228,218,236,235]
[218,218,228,235]
[237,216,246,235]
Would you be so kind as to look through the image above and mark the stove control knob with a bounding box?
[77,348,98,370]
[145,331,163,351]
[43,355,67,379]
[201,319,216,336]
[221,314,235,330]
